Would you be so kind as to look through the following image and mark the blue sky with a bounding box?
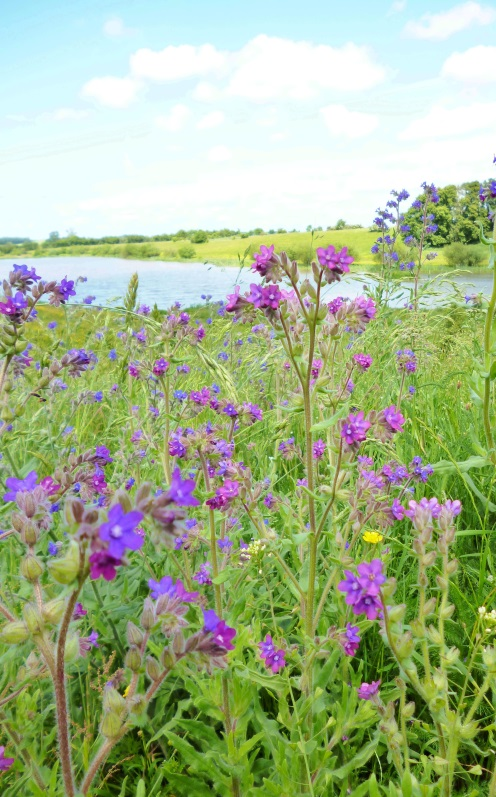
[1,0,496,238]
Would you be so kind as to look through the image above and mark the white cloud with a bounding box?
[103,17,135,37]
[81,76,142,108]
[208,145,232,162]
[197,110,225,129]
[271,132,287,141]
[156,104,191,132]
[320,104,379,138]
[130,44,226,82]
[441,45,496,83]
[226,35,386,100]
[387,0,407,15]
[191,81,220,102]
[400,101,496,139]
[47,108,89,121]
[403,2,495,40]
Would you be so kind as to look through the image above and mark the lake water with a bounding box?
[2,256,493,309]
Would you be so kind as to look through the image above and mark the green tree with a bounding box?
[453,181,492,244]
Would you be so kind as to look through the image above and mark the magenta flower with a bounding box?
[382,405,405,433]
[39,476,61,495]
[149,575,199,602]
[0,746,14,773]
[405,497,441,531]
[167,467,200,507]
[98,504,144,559]
[353,353,373,370]
[203,609,236,650]
[0,291,27,317]
[4,470,38,502]
[358,680,380,701]
[252,244,275,275]
[89,551,122,581]
[259,634,286,672]
[338,570,363,607]
[340,411,370,447]
[341,623,360,656]
[79,630,99,658]
[128,363,140,378]
[357,559,386,597]
[153,358,169,375]
[391,498,405,520]
[313,439,326,459]
[316,245,353,273]
[72,602,87,619]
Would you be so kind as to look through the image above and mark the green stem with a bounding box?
[483,220,496,455]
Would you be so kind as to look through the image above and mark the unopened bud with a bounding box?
[402,701,415,719]
[42,597,67,625]
[387,604,406,623]
[128,694,146,715]
[21,553,44,581]
[446,558,458,575]
[114,491,132,514]
[48,540,80,584]
[483,646,496,672]
[146,656,161,681]
[410,619,425,638]
[140,598,155,630]
[125,646,142,672]
[64,634,80,662]
[437,536,448,555]
[103,687,126,713]
[421,551,437,568]
[396,633,414,660]
[64,498,84,526]
[172,632,185,655]
[440,603,455,620]
[422,597,437,617]
[445,646,459,665]
[427,625,442,645]
[161,648,175,669]
[381,577,397,599]
[0,620,29,644]
[22,603,43,634]
[126,621,144,647]
[22,521,39,546]
[435,575,448,591]
[22,494,37,519]
[101,712,124,738]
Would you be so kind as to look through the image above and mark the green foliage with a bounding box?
[177,243,196,259]
[443,242,486,269]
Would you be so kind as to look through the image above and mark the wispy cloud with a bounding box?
[81,76,142,108]
[155,104,191,132]
[399,101,496,139]
[441,45,496,83]
[320,104,379,138]
[403,2,496,40]
[387,0,407,17]
[103,17,136,37]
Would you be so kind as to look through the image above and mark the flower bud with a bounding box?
[402,701,415,719]
[103,687,126,713]
[435,575,448,591]
[64,635,80,662]
[42,597,67,625]
[101,712,124,738]
[421,551,437,568]
[446,558,458,575]
[146,656,161,681]
[437,536,448,555]
[48,540,80,584]
[0,620,29,644]
[22,521,39,546]
[21,553,44,581]
[64,498,84,526]
[483,646,496,672]
[161,648,175,669]
[172,632,185,655]
[387,604,406,623]
[445,646,460,665]
[140,598,155,630]
[410,619,425,638]
[396,633,414,660]
[126,621,144,647]
[23,603,43,634]
[125,646,142,672]
[422,597,437,617]
[380,577,397,599]
[114,490,132,514]
[440,603,455,620]
[458,720,478,740]
[427,625,442,645]
[128,694,146,715]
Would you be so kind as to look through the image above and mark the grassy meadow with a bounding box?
[1,247,496,797]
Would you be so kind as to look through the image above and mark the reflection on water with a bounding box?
[2,257,493,309]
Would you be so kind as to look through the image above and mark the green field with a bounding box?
[1,228,455,269]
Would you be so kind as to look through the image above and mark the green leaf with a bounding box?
[332,733,380,779]
[212,568,235,585]
[135,779,146,797]
[310,403,350,433]
[432,455,490,475]
[368,773,381,797]
[118,776,129,797]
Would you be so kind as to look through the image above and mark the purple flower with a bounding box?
[316,245,353,273]
[313,439,326,459]
[128,363,140,378]
[89,550,123,581]
[0,291,28,317]
[338,570,363,607]
[341,623,360,657]
[223,403,238,418]
[95,445,113,463]
[341,411,370,447]
[58,277,76,302]
[79,630,99,657]
[98,504,144,559]
[391,498,405,520]
[382,405,405,433]
[149,575,198,602]
[73,602,87,619]
[258,633,286,672]
[247,283,282,310]
[153,358,169,375]
[0,746,15,772]
[83,296,96,305]
[252,244,275,275]
[168,467,200,507]
[353,353,373,370]
[4,470,38,502]
[218,537,233,552]
[203,609,236,650]
[194,563,213,585]
[357,559,386,597]
[358,680,380,701]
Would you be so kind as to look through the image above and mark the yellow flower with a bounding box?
[123,685,130,698]
[363,531,383,544]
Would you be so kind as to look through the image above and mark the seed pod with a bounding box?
[0,620,30,644]
[48,540,80,585]
[140,598,155,630]
[103,687,126,714]
[21,553,44,581]
[439,603,455,620]
[128,694,146,715]
[422,597,437,617]
[42,597,67,625]
[126,621,144,647]
[101,711,124,739]
[146,656,161,681]
[23,603,43,634]
[124,646,142,672]
[402,701,415,719]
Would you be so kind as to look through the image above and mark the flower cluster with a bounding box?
[338,559,385,620]
[259,634,286,672]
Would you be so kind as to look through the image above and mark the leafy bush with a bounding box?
[443,242,486,268]
[178,244,196,259]
[191,231,209,244]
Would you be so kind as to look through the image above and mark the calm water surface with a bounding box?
[3,257,493,309]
